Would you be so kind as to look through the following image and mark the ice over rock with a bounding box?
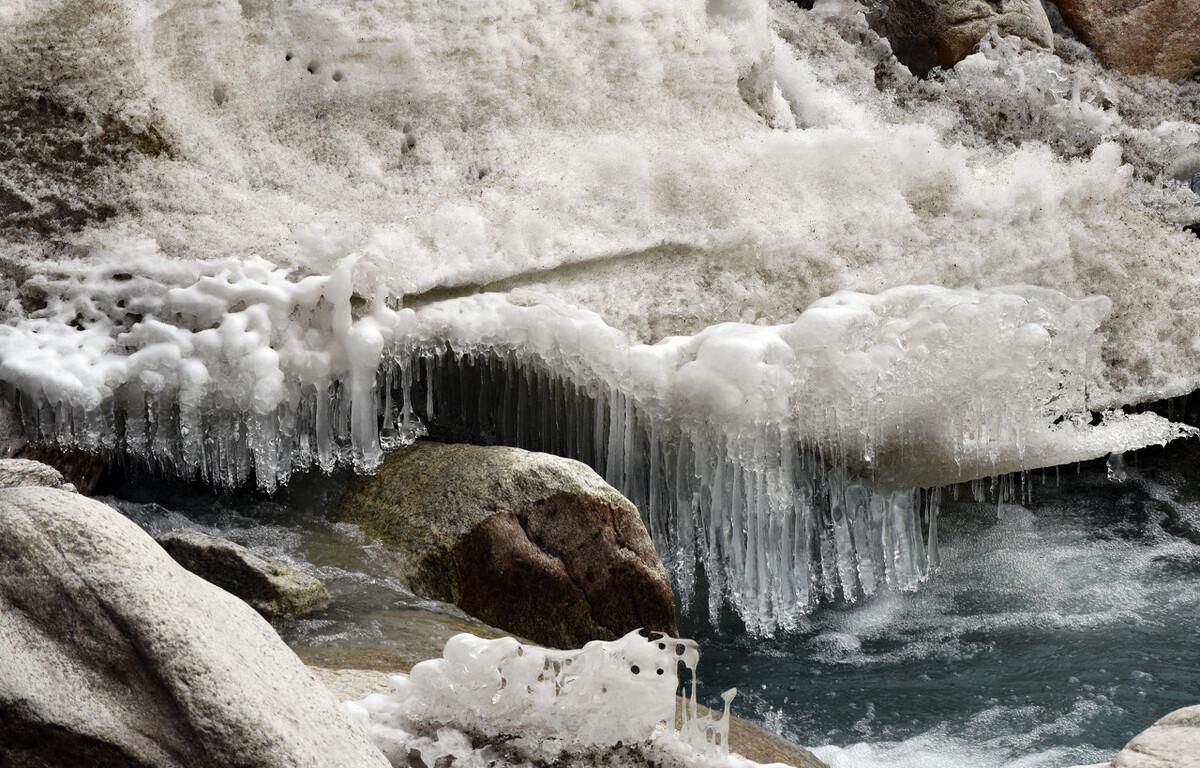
[2,0,1199,627]
[346,631,763,768]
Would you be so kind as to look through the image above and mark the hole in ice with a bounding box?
[111,273,133,282]
[657,642,666,650]
[331,70,344,83]
[306,61,319,75]
[676,644,686,656]
[630,665,640,675]
[656,668,664,675]
[212,82,228,106]
[284,52,293,62]
[1185,223,1199,239]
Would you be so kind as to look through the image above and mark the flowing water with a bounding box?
[105,445,1200,767]
[686,452,1200,767]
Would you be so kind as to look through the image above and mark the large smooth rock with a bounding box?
[876,0,1054,73]
[1054,0,1200,82]
[0,485,390,768]
[157,529,330,619]
[1112,704,1200,767]
[337,442,678,648]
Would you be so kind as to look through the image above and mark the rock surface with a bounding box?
[876,0,1054,74]
[0,457,72,490]
[1054,0,1200,82]
[337,442,677,648]
[308,665,829,768]
[292,605,515,674]
[157,529,330,619]
[0,483,390,768]
[1111,704,1200,767]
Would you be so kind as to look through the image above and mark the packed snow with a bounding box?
[345,630,778,768]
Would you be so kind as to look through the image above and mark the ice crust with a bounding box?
[2,0,1199,626]
[345,631,774,768]
[4,255,1192,629]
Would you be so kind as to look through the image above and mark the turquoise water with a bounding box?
[685,455,1200,767]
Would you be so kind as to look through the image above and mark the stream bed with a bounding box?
[105,450,1200,768]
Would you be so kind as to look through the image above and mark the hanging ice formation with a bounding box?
[345,630,752,768]
[1,256,1192,632]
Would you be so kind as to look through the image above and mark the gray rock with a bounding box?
[337,442,678,649]
[0,457,72,490]
[1112,705,1200,767]
[157,530,330,619]
[0,485,390,768]
[876,0,1054,74]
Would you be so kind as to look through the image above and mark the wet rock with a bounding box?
[1112,704,1200,767]
[0,485,389,768]
[337,442,677,648]
[1053,0,1200,82]
[291,605,514,674]
[875,0,1053,74]
[0,457,72,490]
[157,529,330,619]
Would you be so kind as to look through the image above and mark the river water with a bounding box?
[106,446,1200,768]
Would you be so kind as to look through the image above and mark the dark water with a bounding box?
[684,457,1200,767]
[105,451,1200,768]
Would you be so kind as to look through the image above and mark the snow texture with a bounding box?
[2,0,1199,627]
[345,630,773,768]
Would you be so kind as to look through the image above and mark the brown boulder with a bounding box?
[336,442,678,648]
[1054,0,1200,81]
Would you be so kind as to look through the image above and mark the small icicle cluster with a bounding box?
[346,631,752,768]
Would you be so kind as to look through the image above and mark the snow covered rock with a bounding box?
[312,665,828,768]
[0,485,390,768]
[157,529,331,618]
[1053,0,1200,82]
[1111,704,1200,767]
[875,0,1053,74]
[337,442,677,648]
[345,631,828,768]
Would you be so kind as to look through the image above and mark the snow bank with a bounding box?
[345,631,778,768]
[2,0,1198,626]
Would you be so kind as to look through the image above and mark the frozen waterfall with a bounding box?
[2,256,1191,632]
